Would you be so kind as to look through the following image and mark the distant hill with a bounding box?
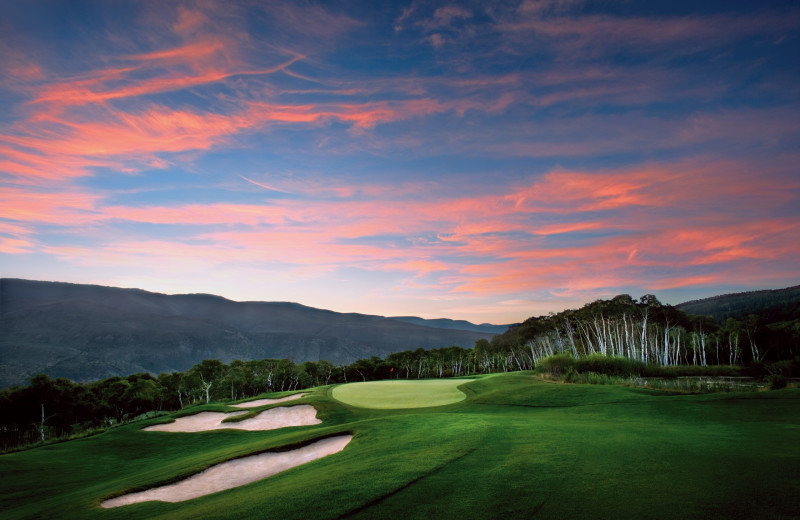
[676,285,800,323]
[0,279,495,388]
[389,316,512,335]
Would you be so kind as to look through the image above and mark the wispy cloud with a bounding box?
[10,153,792,297]
[495,5,800,59]
[1,1,798,321]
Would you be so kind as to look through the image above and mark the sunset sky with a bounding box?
[1,0,798,324]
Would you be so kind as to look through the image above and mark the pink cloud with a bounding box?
[0,0,795,315]
[127,40,225,63]
[6,63,44,82]
[0,221,31,235]
[9,153,795,305]
[534,221,606,235]
[173,6,209,36]
[440,106,800,160]
[0,143,120,183]
[383,259,450,276]
[69,155,793,295]
[0,221,35,254]
[6,105,246,159]
[504,158,799,215]
[5,88,479,187]
[432,6,472,27]
[30,52,303,109]
[440,217,800,296]
[248,98,455,129]
[0,42,45,88]
[105,203,288,227]
[0,236,34,254]
[499,9,800,55]
[17,8,775,191]
[0,187,101,225]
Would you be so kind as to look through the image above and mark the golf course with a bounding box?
[1,373,798,519]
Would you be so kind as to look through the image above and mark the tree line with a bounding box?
[2,294,798,451]
[0,346,475,450]
[486,294,799,371]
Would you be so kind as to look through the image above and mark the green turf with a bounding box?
[1,373,798,519]
[331,379,474,409]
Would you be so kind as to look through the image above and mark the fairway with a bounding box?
[2,373,799,520]
[331,379,474,408]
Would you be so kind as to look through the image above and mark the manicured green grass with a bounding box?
[1,373,798,519]
[331,379,474,409]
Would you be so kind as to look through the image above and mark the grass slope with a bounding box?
[1,373,798,519]
[331,379,473,409]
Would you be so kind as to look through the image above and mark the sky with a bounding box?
[1,0,799,324]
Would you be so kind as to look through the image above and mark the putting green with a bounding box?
[332,379,474,409]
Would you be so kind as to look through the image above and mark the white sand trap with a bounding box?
[143,405,321,433]
[230,393,307,408]
[101,434,352,508]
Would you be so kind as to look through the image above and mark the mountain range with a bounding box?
[0,279,504,388]
[3,279,797,389]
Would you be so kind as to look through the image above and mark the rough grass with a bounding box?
[331,379,473,409]
[1,373,799,519]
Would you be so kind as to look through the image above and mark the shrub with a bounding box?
[762,359,799,378]
[536,354,577,377]
[768,374,788,390]
[576,354,644,377]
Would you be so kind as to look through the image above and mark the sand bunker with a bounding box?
[101,434,352,508]
[143,405,321,433]
[230,393,307,408]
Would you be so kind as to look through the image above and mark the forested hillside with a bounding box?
[0,279,493,388]
[486,293,799,368]
[676,285,800,322]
